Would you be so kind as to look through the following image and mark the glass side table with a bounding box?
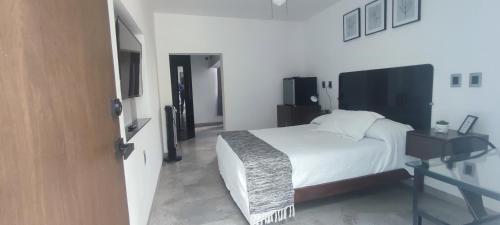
[406,152,500,225]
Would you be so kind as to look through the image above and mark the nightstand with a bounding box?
[406,129,489,160]
[406,129,489,192]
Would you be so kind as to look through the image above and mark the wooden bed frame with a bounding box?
[293,64,433,203]
[294,169,411,203]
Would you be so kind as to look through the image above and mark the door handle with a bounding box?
[111,99,123,118]
[115,138,134,160]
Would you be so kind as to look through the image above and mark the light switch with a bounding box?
[450,74,462,88]
[469,73,482,88]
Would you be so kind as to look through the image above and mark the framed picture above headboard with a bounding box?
[339,64,433,130]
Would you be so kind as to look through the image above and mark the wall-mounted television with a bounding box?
[116,18,142,99]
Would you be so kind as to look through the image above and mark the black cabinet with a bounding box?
[277,105,322,127]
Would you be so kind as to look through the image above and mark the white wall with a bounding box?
[154,14,306,132]
[190,55,223,125]
[107,0,163,225]
[103,1,500,221]
[304,0,500,208]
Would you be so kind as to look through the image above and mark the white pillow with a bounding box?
[316,110,384,141]
[365,119,414,169]
[310,113,331,125]
[366,118,414,141]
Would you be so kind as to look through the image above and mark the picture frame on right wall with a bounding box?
[392,0,421,28]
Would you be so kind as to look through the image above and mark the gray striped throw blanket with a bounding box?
[220,131,295,225]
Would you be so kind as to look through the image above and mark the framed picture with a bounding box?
[458,115,479,135]
[392,0,421,28]
[365,0,387,35]
[343,8,361,42]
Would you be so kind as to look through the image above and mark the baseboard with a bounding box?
[195,122,223,128]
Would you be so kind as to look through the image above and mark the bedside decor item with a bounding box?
[343,8,361,42]
[458,115,479,135]
[392,0,421,28]
[450,74,462,88]
[435,120,449,133]
[469,72,483,87]
[365,0,387,35]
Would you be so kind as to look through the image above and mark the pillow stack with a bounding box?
[313,110,384,141]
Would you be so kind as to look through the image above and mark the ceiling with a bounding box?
[151,0,342,21]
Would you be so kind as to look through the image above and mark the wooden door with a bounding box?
[0,0,129,225]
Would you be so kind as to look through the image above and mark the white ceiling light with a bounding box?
[272,0,287,6]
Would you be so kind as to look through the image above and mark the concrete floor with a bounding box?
[148,125,476,225]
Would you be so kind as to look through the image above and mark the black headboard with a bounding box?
[338,64,433,130]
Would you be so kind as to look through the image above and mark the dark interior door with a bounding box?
[169,55,195,141]
[0,0,129,224]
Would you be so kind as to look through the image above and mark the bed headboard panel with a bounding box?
[338,64,433,130]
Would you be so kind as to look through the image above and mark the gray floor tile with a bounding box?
[148,125,476,225]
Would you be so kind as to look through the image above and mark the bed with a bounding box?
[216,64,434,225]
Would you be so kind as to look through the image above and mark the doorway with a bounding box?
[169,55,195,141]
[169,54,224,142]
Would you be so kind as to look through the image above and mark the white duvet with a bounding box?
[216,123,411,224]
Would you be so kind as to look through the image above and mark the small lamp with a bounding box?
[310,96,318,103]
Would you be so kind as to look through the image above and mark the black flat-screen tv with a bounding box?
[116,18,142,99]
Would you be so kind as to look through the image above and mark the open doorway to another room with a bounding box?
[169,54,224,142]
